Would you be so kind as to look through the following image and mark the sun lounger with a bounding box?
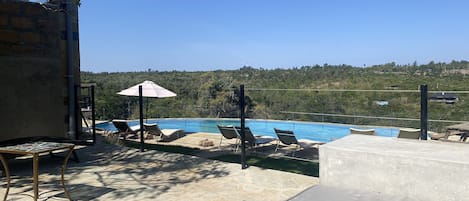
[217,125,274,151]
[143,123,184,142]
[112,120,140,139]
[398,128,421,140]
[234,126,275,149]
[350,128,375,135]
[217,125,240,150]
[274,128,301,152]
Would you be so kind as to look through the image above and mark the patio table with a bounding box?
[0,141,74,201]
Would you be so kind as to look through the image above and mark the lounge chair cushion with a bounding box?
[158,129,184,142]
[350,128,375,135]
[235,127,275,147]
[398,128,421,140]
[274,128,298,145]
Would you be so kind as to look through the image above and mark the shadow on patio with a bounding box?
[1,135,317,201]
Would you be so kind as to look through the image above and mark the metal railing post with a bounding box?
[91,85,96,144]
[240,85,248,169]
[420,85,428,140]
[74,85,80,140]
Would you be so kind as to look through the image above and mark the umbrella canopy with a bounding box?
[117,80,176,98]
[117,80,177,119]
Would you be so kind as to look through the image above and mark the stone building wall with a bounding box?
[0,0,80,142]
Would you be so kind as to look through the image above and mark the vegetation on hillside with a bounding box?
[81,60,469,132]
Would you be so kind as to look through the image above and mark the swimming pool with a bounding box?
[97,118,399,142]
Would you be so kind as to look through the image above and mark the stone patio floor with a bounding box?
[1,134,318,201]
[126,132,322,161]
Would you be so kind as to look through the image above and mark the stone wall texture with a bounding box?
[0,0,80,142]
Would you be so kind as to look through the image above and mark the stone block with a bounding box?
[21,31,41,43]
[10,44,48,57]
[37,18,58,31]
[0,30,19,43]
[0,43,11,55]
[199,139,214,147]
[11,17,35,29]
[24,4,47,16]
[0,15,8,26]
[10,44,34,55]
[0,3,21,14]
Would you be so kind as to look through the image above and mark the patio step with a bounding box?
[289,185,418,201]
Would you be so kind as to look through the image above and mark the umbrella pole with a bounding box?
[139,86,144,152]
[146,97,149,123]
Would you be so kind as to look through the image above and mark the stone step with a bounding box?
[289,185,417,201]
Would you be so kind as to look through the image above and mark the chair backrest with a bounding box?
[350,128,375,135]
[144,123,162,135]
[112,120,131,132]
[217,125,238,139]
[274,128,298,145]
[232,126,256,146]
[398,128,421,140]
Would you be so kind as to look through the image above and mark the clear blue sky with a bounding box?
[78,0,469,72]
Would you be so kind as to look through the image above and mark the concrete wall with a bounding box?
[0,0,80,142]
[320,135,469,201]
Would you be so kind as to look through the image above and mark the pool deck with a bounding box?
[111,130,462,161]
[1,134,318,201]
[123,132,322,161]
[4,129,465,201]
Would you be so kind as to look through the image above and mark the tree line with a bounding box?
[81,60,469,132]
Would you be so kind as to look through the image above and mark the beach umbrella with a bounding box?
[117,80,177,151]
[117,80,177,120]
[118,80,177,98]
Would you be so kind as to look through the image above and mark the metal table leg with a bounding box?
[61,146,74,201]
[0,154,10,201]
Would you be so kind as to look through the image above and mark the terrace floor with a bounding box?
[1,134,318,201]
[124,132,322,161]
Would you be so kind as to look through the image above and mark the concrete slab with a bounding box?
[320,135,469,201]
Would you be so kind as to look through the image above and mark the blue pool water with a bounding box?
[97,118,399,142]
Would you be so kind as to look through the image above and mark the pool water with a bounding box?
[97,118,399,142]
